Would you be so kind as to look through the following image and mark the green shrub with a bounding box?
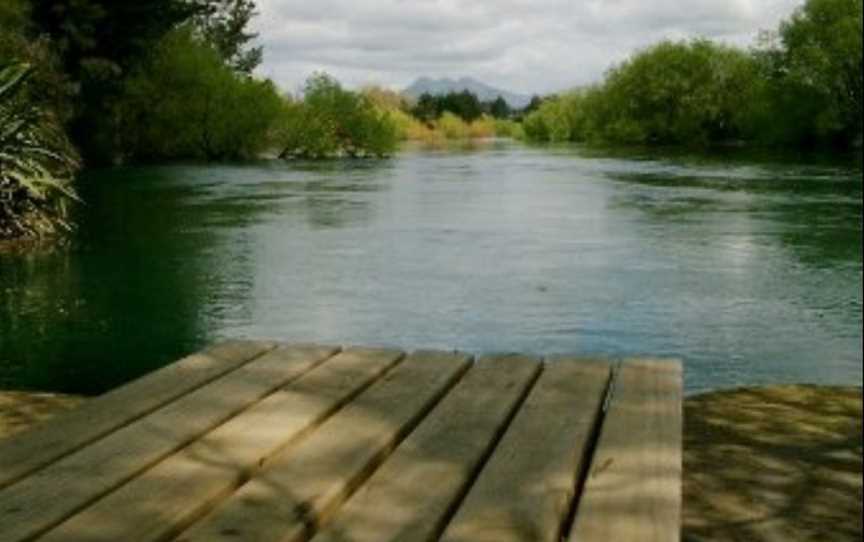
[493,119,524,139]
[276,73,398,159]
[523,0,861,149]
[118,28,283,161]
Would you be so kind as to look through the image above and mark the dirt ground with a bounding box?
[683,385,863,542]
[2,385,861,541]
[0,391,85,440]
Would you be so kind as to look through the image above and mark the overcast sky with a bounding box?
[251,0,803,96]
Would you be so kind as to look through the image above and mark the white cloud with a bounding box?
[251,0,803,95]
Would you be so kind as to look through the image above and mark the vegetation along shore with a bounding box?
[1,0,861,241]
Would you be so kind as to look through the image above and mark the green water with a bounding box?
[1,142,861,394]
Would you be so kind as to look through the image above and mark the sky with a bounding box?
[250,0,804,96]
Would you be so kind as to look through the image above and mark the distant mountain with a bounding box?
[403,76,532,109]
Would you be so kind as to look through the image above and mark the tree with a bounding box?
[587,40,759,145]
[118,28,281,161]
[27,0,206,162]
[411,92,439,123]
[523,95,543,114]
[778,0,862,145]
[488,96,511,119]
[440,90,483,122]
[277,73,398,158]
[194,0,263,73]
[28,0,202,81]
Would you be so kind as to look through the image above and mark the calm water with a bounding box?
[1,142,861,394]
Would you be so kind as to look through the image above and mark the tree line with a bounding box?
[1,0,283,238]
[411,91,513,123]
[2,0,860,240]
[1,0,525,239]
[523,0,862,149]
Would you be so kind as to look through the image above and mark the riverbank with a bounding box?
[2,384,860,539]
[683,385,862,541]
[0,391,85,440]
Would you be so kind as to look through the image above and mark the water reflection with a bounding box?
[1,146,861,394]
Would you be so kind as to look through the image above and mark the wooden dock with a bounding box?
[0,341,682,541]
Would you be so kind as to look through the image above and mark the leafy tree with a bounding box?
[194,0,263,73]
[277,73,398,159]
[411,92,440,123]
[27,0,206,162]
[523,0,861,149]
[409,90,484,123]
[524,40,760,146]
[488,96,511,119]
[117,28,281,161]
[776,0,862,145]
[28,0,202,76]
[601,40,758,144]
[441,90,483,122]
[522,95,543,114]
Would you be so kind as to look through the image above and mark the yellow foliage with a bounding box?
[434,112,469,139]
[357,86,523,143]
[468,115,496,138]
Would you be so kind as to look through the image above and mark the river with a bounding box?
[1,142,861,394]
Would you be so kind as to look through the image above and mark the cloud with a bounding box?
[251,0,803,95]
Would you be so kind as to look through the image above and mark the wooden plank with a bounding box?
[38,346,406,542]
[440,359,612,542]
[176,350,472,542]
[0,343,343,542]
[567,359,682,542]
[312,354,542,542]
[0,340,274,489]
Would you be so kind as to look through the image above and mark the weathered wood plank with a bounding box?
[0,340,274,489]
[311,354,541,542]
[440,359,611,542]
[0,344,342,542]
[567,359,682,542]
[39,346,405,542]
[176,350,472,542]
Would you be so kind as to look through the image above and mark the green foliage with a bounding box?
[435,111,470,139]
[411,90,485,123]
[25,0,269,163]
[0,0,29,30]
[276,73,399,159]
[524,0,862,150]
[762,0,863,145]
[599,40,758,144]
[194,0,263,73]
[0,0,74,125]
[23,0,206,163]
[493,119,524,139]
[488,96,511,119]
[29,0,203,76]
[0,63,79,239]
[117,28,282,161]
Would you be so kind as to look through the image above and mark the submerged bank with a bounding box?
[2,384,860,540]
